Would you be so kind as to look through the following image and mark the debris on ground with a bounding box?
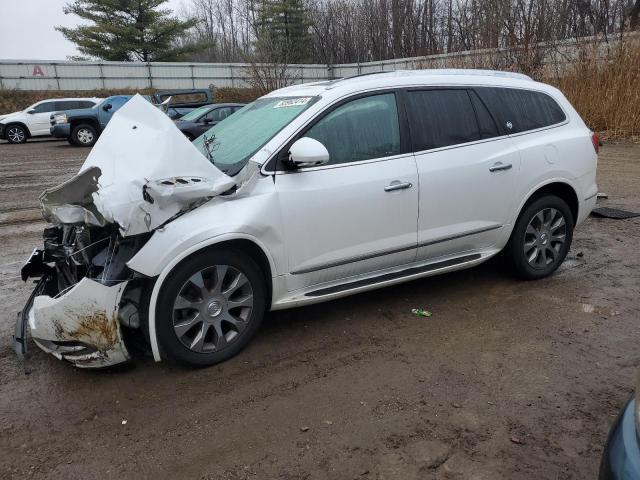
[510,436,525,445]
[591,207,640,219]
[597,193,608,199]
[411,308,432,317]
[300,426,309,432]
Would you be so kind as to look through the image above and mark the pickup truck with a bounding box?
[50,89,214,147]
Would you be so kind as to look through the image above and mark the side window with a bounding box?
[475,87,566,133]
[78,101,96,109]
[108,97,128,111]
[31,101,58,114]
[407,89,480,150]
[56,101,78,110]
[205,107,233,123]
[469,90,500,139]
[304,93,401,165]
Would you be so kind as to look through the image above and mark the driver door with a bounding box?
[275,92,419,292]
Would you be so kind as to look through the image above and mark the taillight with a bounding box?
[591,131,600,154]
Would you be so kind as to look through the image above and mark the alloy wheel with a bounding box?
[76,128,94,145]
[7,126,25,143]
[523,207,567,269]
[172,265,254,353]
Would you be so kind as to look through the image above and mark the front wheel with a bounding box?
[156,249,267,367]
[5,125,28,144]
[506,195,574,280]
[71,124,97,147]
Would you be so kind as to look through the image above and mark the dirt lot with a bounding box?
[0,139,639,480]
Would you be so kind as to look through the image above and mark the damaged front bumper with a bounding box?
[15,247,132,368]
[16,277,130,368]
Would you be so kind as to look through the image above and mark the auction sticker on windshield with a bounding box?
[273,97,312,108]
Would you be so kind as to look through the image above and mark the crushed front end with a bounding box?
[13,95,235,369]
[15,224,151,368]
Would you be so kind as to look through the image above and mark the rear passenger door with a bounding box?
[407,88,521,261]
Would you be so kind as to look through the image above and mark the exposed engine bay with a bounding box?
[14,95,236,368]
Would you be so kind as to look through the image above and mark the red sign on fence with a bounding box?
[32,66,45,76]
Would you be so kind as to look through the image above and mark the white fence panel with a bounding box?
[1,34,635,91]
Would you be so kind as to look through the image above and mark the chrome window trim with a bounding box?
[260,83,571,177]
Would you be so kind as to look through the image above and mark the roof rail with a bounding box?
[331,68,533,87]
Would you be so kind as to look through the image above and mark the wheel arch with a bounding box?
[4,121,31,137]
[70,117,100,131]
[520,181,579,225]
[140,233,276,362]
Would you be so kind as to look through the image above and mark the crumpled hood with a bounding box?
[40,94,236,236]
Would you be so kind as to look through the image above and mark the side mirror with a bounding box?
[26,109,36,114]
[288,137,330,168]
[202,118,214,124]
[102,103,112,112]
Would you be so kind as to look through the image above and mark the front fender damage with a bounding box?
[19,95,237,369]
[29,278,129,368]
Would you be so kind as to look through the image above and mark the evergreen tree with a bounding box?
[57,0,202,61]
[254,0,311,63]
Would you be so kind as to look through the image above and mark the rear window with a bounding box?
[406,89,480,150]
[475,87,566,133]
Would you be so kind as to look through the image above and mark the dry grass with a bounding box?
[547,42,640,142]
[0,87,260,114]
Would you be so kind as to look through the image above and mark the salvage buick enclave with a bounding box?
[14,70,599,368]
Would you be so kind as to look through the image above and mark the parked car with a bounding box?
[174,103,245,140]
[51,90,216,147]
[15,70,599,369]
[50,95,136,147]
[599,380,640,479]
[166,106,196,120]
[0,98,101,144]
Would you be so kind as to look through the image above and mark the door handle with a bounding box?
[489,162,513,172]
[384,181,413,192]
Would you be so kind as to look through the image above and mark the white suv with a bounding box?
[0,98,101,144]
[16,70,598,368]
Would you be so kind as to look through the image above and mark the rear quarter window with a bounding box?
[475,87,566,133]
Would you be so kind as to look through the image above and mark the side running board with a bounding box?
[305,254,481,297]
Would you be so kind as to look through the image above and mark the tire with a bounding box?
[71,124,98,147]
[156,249,267,367]
[5,124,28,144]
[506,195,574,280]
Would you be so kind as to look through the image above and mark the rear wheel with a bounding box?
[71,124,97,147]
[5,125,27,144]
[156,249,267,367]
[506,195,574,280]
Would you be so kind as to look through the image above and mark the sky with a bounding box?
[0,0,186,60]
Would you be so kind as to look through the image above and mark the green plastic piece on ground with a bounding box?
[411,308,432,317]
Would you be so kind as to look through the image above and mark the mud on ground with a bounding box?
[0,139,639,479]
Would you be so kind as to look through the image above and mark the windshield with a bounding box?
[180,105,212,122]
[193,96,316,175]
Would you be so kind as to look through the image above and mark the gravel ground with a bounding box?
[0,138,639,480]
